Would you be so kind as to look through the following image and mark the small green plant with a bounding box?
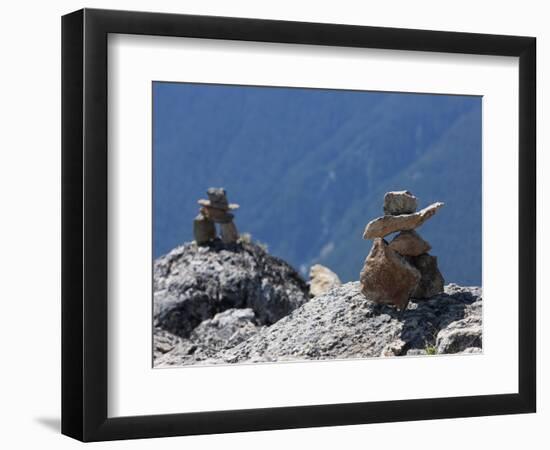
[422,322,439,355]
[425,345,437,355]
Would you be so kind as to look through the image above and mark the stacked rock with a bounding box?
[193,188,240,245]
[359,190,445,311]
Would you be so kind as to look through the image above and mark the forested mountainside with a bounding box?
[153,83,481,285]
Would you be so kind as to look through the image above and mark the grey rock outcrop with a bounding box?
[436,323,482,354]
[154,239,309,339]
[156,282,482,365]
[192,308,258,347]
[435,306,483,354]
[154,329,185,361]
[155,308,262,366]
[461,347,482,354]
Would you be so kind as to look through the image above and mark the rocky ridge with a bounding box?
[153,217,481,368]
[155,278,482,367]
[154,238,309,343]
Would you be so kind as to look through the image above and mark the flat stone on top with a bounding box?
[207,187,229,205]
[198,187,239,211]
[384,190,418,216]
[363,202,444,240]
[200,206,234,224]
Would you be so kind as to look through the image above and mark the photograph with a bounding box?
[0,0,542,446]
[152,82,483,367]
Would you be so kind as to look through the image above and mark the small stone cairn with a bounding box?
[193,188,240,245]
[360,191,445,311]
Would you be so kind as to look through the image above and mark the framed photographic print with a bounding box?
[61,8,536,442]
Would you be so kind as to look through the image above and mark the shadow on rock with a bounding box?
[398,286,482,354]
[155,281,482,366]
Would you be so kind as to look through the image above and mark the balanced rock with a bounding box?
[363,202,444,239]
[220,221,239,244]
[198,187,239,211]
[384,190,418,215]
[359,238,421,311]
[309,264,341,297]
[407,254,445,299]
[201,206,234,224]
[195,187,240,244]
[389,230,431,256]
[193,214,216,245]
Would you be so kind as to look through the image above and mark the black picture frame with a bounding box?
[61,8,536,442]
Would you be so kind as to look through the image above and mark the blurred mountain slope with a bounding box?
[153,83,481,285]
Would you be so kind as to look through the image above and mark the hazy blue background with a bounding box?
[153,82,482,286]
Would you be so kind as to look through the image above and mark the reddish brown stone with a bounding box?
[359,238,421,311]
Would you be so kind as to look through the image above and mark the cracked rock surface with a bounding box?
[154,239,309,339]
[155,278,482,367]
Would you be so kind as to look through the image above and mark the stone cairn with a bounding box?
[359,190,445,311]
[193,188,240,245]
